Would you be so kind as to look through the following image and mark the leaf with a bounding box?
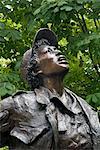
[54,7,59,13]
[60,5,73,11]
[27,19,36,32]
[60,11,67,20]
[5,82,15,91]
[58,38,68,47]
[57,1,68,7]
[6,30,21,41]
[0,22,5,29]
[34,8,41,15]
[86,93,100,107]
[0,37,5,42]
[95,93,100,105]
[97,106,100,111]
[86,95,92,103]
[0,29,21,41]
[77,0,92,4]
[74,5,83,11]
[95,93,100,99]
[0,30,9,37]
[93,1,100,9]
[91,94,98,103]
[76,32,100,48]
[11,30,21,40]
[48,3,57,9]
[14,60,21,70]
[0,87,8,96]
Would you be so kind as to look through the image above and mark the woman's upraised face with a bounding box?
[37,45,69,76]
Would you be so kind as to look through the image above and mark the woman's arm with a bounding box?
[0,96,14,147]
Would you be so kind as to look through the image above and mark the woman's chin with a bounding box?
[58,63,69,70]
[59,64,68,68]
[48,66,69,76]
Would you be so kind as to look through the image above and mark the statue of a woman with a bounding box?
[0,28,100,150]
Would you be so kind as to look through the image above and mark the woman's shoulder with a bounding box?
[12,90,40,111]
[64,87,100,135]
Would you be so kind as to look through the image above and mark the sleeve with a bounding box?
[0,96,14,147]
[65,88,100,149]
[72,93,100,149]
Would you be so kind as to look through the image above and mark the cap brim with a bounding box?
[34,28,58,47]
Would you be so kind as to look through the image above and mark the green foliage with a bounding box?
[0,57,28,100]
[34,0,100,109]
[0,0,100,110]
[0,146,9,150]
[86,93,100,108]
[0,2,100,149]
[0,0,42,100]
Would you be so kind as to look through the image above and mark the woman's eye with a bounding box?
[48,47,52,53]
[56,52,62,56]
[43,51,48,54]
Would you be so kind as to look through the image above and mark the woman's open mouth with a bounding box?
[57,55,68,68]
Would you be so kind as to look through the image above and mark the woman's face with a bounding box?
[37,45,69,76]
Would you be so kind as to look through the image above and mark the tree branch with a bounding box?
[75,12,86,33]
[81,14,89,34]
[75,10,100,77]
[94,18,98,30]
[89,45,100,77]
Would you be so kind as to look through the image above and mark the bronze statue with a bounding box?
[0,28,100,150]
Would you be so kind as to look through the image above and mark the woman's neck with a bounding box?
[42,75,64,96]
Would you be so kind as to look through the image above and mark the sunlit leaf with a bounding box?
[60,5,73,11]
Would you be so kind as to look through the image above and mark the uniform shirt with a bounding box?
[0,87,100,150]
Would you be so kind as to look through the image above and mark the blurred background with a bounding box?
[0,1,100,149]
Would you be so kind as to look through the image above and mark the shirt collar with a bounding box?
[34,87,82,115]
